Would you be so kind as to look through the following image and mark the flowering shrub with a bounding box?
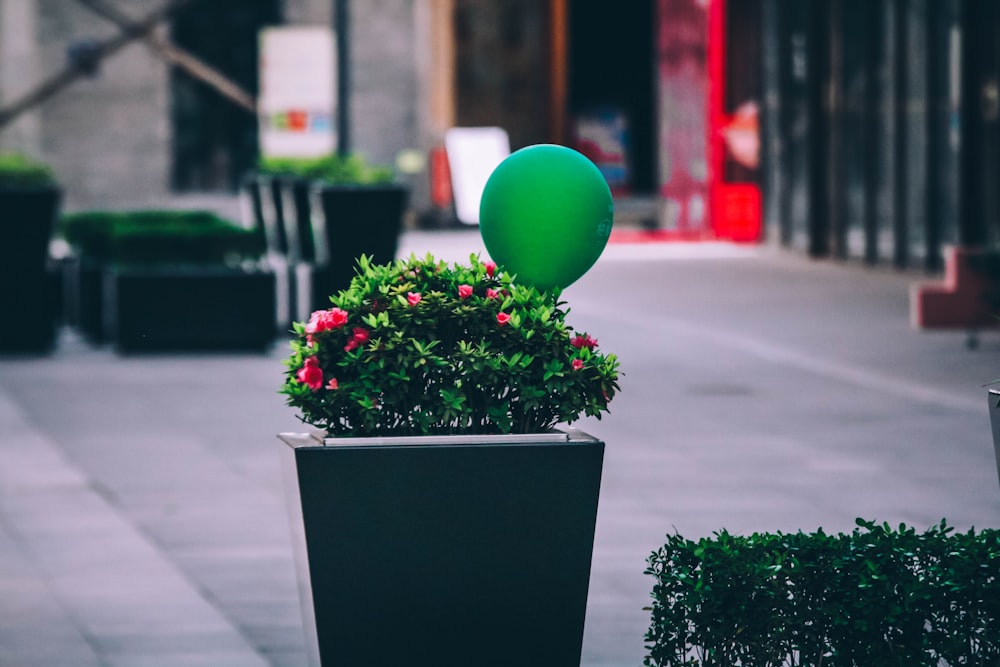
[281,254,620,437]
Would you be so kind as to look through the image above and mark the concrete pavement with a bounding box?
[1,228,999,666]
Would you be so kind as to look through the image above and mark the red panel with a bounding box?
[656,0,761,243]
[656,0,710,238]
[707,0,762,242]
[707,0,725,190]
[429,146,452,209]
[712,183,761,242]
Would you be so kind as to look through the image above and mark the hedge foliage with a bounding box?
[257,153,394,185]
[0,152,56,188]
[645,518,1000,667]
[59,210,265,266]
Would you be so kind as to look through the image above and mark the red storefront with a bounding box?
[441,0,763,242]
[656,0,762,242]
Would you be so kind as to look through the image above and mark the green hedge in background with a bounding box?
[257,153,394,185]
[0,152,57,188]
[59,210,265,266]
[644,518,1000,667]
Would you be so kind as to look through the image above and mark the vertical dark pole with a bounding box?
[925,0,944,272]
[959,0,995,248]
[760,0,782,242]
[892,0,909,268]
[862,1,882,265]
[806,0,830,257]
[982,0,1000,248]
[786,1,809,250]
[828,0,846,260]
[335,0,351,156]
[959,0,981,246]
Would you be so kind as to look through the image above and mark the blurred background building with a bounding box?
[1,0,998,273]
[762,0,1000,273]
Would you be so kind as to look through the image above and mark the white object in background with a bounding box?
[444,127,510,225]
[259,26,336,158]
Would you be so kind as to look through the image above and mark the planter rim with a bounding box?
[278,427,596,449]
[990,388,1000,397]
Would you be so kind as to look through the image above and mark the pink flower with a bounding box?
[571,358,584,371]
[484,261,497,277]
[296,356,323,391]
[458,284,473,299]
[570,334,598,350]
[485,288,500,300]
[344,327,370,352]
[407,292,422,306]
[306,307,349,335]
[331,308,349,326]
[326,377,339,390]
[497,312,511,326]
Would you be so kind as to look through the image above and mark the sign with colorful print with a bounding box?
[259,26,336,158]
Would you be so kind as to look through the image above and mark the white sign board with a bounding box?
[445,127,510,225]
[259,26,336,158]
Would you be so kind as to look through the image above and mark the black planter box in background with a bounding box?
[105,267,276,352]
[258,175,291,257]
[278,430,604,667]
[239,173,266,239]
[0,186,62,353]
[0,267,60,353]
[311,184,408,307]
[281,177,317,264]
[59,210,273,350]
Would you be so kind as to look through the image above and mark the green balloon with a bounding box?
[479,144,614,291]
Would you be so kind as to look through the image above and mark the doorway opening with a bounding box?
[452,0,554,151]
[169,0,281,192]
[568,0,657,195]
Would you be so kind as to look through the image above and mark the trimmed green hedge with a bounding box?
[59,210,265,266]
[257,153,394,185]
[645,519,1000,667]
[0,152,56,188]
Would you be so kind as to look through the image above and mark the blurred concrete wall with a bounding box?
[0,0,43,157]
[0,0,425,213]
[0,0,170,211]
[350,0,419,171]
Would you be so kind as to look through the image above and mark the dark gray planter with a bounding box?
[311,183,409,305]
[280,176,317,264]
[239,173,266,241]
[104,266,276,352]
[278,176,320,325]
[63,257,107,344]
[989,388,1000,489]
[257,174,292,257]
[252,174,323,328]
[278,429,604,667]
[0,185,62,353]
